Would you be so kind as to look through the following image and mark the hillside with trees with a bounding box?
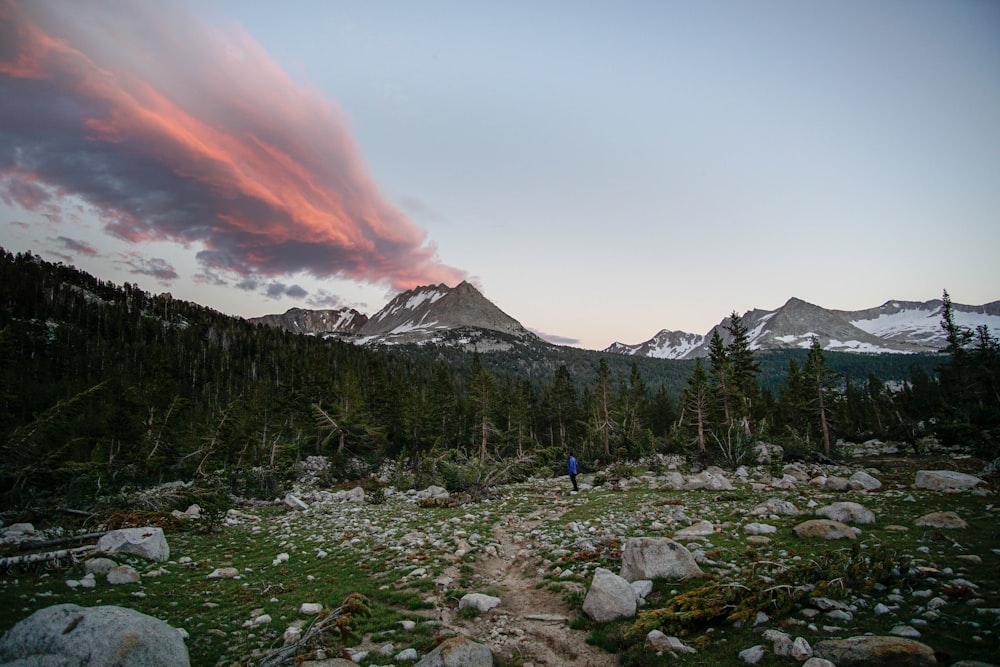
[1,248,995,510]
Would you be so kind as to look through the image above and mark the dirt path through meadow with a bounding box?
[437,501,618,666]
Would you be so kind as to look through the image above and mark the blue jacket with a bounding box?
[568,456,578,475]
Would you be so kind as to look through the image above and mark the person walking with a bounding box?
[567,452,579,492]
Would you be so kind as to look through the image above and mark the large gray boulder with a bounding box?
[849,470,882,491]
[620,537,703,581]
[792,519,858,540]
[815,501,876,525]
[914,470,984,491]
[813,635,936,666]
[0,604,189,666]
[96,527,169,562]
[582,568,637,622]
[414,636,492,667]
[458,593,500,613]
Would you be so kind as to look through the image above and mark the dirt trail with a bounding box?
[437,504,618,666]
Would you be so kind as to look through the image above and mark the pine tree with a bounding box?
[617,363,650,455]
[588,358,616,459]
[543,365,577,451]
[802,337,840,457]
[468,355,497,460]
[681,359,711,454]
[940,290,973,356]
[707,328,732,424]
[724,311,761,426]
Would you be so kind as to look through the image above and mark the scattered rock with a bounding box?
[97,527,170,562]
[764,629,792,655]
[738,644,766,664]
[207,567,239,579]
[415,485,450,501]
[414,636,493,667]
[0,603,189,666]
[744,522,777,535]
[783,463,811,482]
[816,501,876,524]
[84,557,118,576]
[674,520,715,537]
[822,476,852,491]
[684,467,734,490]
[458,593,501,613]
[107,565,141,585]
[890,624,921,638]
[792,636,813,660]
[802,659,836,667]
[749,498,799,515]
[915,511,968,529]
[813,635,937,666]
[620,537,704,581]
[792,519,858,540]
[630,579,653,601]
[914,470,984,491]
[300,602,323,615]
[849,470,882,491]
[396,647,419,661]
[645,630,696,654]
[283,493,309,511]
[582,568,637,622]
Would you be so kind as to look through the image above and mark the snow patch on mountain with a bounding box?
[607,297,1000,359]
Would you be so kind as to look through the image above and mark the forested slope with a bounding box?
[1,249,993,511]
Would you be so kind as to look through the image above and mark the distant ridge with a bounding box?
[251,281,537,350]
[604,297,1000,359]
[249,307,367,335]
[251,285,999,357]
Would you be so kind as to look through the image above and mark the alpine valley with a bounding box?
[251,282,1000,359]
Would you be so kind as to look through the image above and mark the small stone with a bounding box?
[106,565,140,585]
[207,567,239,579]
[792,519,857,540]
[300,603,323,615]
[801,659,835,667]
[395,647,418,661]
[744,523,777,535]
[792,636,813,660]
[914,511,967,529]
[739,645,766,664]
[459,593,501,613]
[889,624,921,638]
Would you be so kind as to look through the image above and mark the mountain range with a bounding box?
[251,283,1000,358]
[606,297,1000,359]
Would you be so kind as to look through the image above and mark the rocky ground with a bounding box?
[2,445,998,666]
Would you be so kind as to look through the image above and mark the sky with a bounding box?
[1,0,998,351]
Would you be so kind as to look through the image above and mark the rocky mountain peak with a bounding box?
[248,307,367,336]
[357,281,537,344]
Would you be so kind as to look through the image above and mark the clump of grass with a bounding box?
[625,542,915,639]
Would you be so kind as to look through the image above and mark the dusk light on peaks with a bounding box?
[2,0,998,350]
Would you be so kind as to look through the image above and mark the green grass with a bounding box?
[0,507,458,666]
[2,453,997,666]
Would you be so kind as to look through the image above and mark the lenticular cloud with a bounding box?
[0,0,466,289]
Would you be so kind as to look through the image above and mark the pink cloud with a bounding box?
[0,0,466,290]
